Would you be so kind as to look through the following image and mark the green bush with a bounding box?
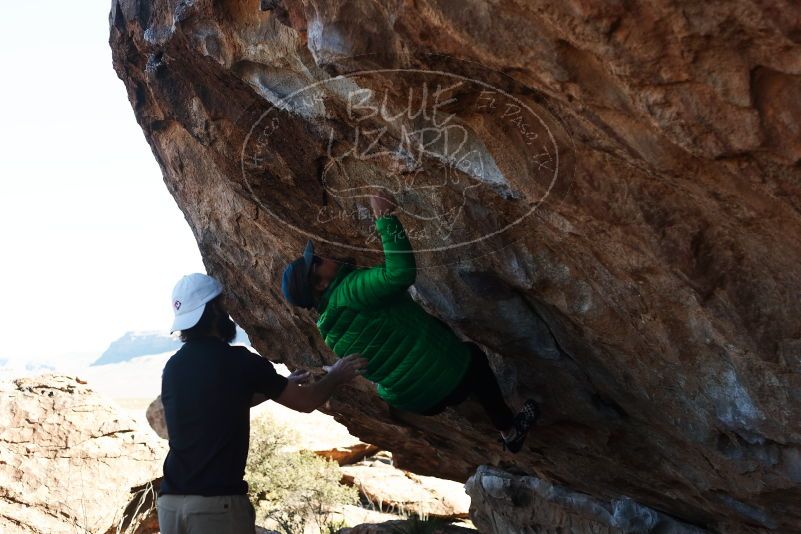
[245,413,358,533]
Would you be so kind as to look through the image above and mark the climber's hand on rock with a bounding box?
[287,369,312,385]
[369,190,398,218]
[322,353,368,383]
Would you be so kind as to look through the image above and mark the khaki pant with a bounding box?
[157,494,256,534]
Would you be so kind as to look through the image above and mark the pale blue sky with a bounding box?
[0,2,205,365]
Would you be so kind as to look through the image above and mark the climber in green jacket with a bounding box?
[281,192,538,452]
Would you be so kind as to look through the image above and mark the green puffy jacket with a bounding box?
[316,215,472,412]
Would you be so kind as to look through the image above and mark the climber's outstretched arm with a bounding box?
[274,354,368,413]
[334,192,416,309]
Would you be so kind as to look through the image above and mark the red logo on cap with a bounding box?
[174,300,182,310]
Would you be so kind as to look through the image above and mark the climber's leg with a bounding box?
[463,343,539,453]
[462,343,515,431]
[416,365,473,417]
[414,341,537,452]
[415,341,513,427]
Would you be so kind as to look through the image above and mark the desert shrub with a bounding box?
[245,413,358,533]
[324,518,348,533]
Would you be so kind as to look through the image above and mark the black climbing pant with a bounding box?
[417,342,516,431]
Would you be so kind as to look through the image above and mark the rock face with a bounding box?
[110,1,801,531]
[466,465,705,533]
[0,375,166,533]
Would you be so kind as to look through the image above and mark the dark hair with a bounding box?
[179,296,221,342]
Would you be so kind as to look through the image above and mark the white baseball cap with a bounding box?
[170,273,224,334]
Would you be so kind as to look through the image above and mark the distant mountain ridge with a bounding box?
[0,361,56,381]
[92,327,250,366]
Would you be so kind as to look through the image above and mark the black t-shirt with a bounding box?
[159,337,288,496]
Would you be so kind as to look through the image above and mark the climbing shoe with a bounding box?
[501,399,539,453]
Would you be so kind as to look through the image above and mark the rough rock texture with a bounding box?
[466,465,706,533]
[0,375,166,533]
[145,396,168,439]
[338,520,476,534]
[341,452,470,519]
[321,443,382,466]
[106,479,161,534]
[110,1,801,532]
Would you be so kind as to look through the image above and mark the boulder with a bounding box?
[338,519,476,534]
[109,1,801,530]
[0,375,166,533]
[340,453,470,520]
[145,396,168,440]
[466,465,706,533]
